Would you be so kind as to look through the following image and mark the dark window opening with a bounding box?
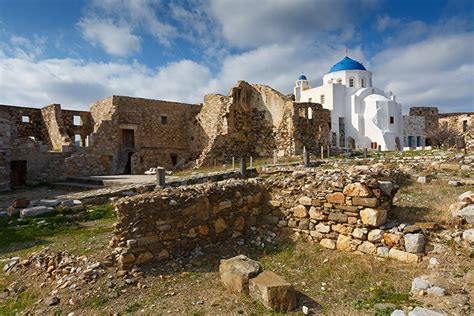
[390,116,394,124]
[170,153,178,166]
[11,160,27,186]
[161,116,168,124]
[463,120,468,132]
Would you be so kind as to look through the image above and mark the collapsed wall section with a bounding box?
[113,179,263,268]
[112,166,423,269]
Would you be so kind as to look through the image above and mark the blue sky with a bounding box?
[0,0,473,113]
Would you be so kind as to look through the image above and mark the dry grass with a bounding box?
[392,179,473,224]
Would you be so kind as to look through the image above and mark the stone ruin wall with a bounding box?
[439,113,473,149]
[0,112,12,191]
[113,180,263,268]
[193,81,331,167]
[403,115,425,148]
[112,167,423,269]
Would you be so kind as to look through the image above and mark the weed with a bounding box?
[353,287,413,311]
[125,302,141,313]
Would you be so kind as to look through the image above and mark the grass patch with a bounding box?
[125,302,141,313]
[0,290,37,315]
[353,287,413,311]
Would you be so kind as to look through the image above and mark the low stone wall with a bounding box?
[113,179,263,268]
[112,166,427,269]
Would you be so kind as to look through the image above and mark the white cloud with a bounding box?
[78,18,140,56]
[372,32,474,112]
[375,15,400,32]
[0,56,212,110]
[208,0,377,48]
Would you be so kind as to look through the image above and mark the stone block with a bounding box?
[320,238,336,249]
[352,227,367,239]
[352,197,378,207]
[292,205,308,218]
[378,181,394,196]
[328,212,348,223]
[388,248,419,263]
[360,208,387,227]
[214,218,228,233]
[358,241,376,254]
[315,223,330,233]
[367,229,384,242]
[20,206,54,218]
[404,233,425,253]
[462,228,474,243]
[136,251,154,264]
[249,270,297,312]
[343,183,372,197]
[408,307,446,316]
[336,234,354,252]
[309,207,325,220]
[457,205,474,224]
[376,246,390,257]
[39,199,60,207]
[384,233,402,247]
[331,224,352,235]
[12,198,30,208]
[136,235,159,246]
[325,192,345,204]
[298,196,312,206]
[220,255,262,294]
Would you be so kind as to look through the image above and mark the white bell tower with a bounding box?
[294,74,310,102]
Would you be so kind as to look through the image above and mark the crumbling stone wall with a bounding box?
[112,166,423,269]
[439,112,473,149]
[403,115,425,148]
[0,113,12,191]
[41,104,74,150]
[193,81,331,166]
[113,179,263,268]
[409,107,439,146]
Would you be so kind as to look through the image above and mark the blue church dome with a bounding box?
[297,74,307,80]
[328,56,366,73]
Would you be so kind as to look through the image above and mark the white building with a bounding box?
[294,56,403,151]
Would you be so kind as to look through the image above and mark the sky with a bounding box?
[0,0,473,113]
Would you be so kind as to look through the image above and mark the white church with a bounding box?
[294,56,403,151]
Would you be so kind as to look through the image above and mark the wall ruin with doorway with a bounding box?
[193,81,331,167]
[439,112,473,149]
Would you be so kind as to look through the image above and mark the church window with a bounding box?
[390,116,394,124]
[349,78,354,87]
[337,78,342,84]
[361,78,366,88]
[320,95,325,104]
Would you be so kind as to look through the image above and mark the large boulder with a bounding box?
[249,270,297,312]
[220,255,262,294]
[462,229,474,244]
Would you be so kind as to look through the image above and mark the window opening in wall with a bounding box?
[320,95,325,104]
[74,134,82,147]
[21,115,30,123]
[463,120,468,132]
[349,78,354,87]
[337,78,342,84]
[371,142,378,149]
[361,78,366,88]
[443,121,448,128]
[73,115,82,126]
[390,116,394,124]
[170,153,178,166]
[161,116,168,124]
[28,136,35,141]
[308,107,313,119]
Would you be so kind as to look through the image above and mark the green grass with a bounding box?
[0,290,38,316]
[353,287,414,311]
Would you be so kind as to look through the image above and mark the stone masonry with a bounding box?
[112,165,424,269]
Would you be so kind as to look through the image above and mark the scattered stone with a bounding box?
[391,310,406,316]
[408,307,446,316]
[427,257,439,269]
[411,277,432,293]
[12,198,30,208]
[219,255,261,294]
[249,270,297,312]
[462,228,474,243]
[47,296,60,306]
[448,180,461,187]
[39,199,60,207]
[20,206,54,218]
[417,176,428,183]
[404,233,425,253]
[426,286,445,296]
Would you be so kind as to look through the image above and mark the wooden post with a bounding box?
[156,167,166,187]
[321,145,324,159]
[327,145,330,158]
[250,156,253,168]
[273,150,277,165]
[363,148,368,158]
[240,156,247,178]
[232,157,235,170]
